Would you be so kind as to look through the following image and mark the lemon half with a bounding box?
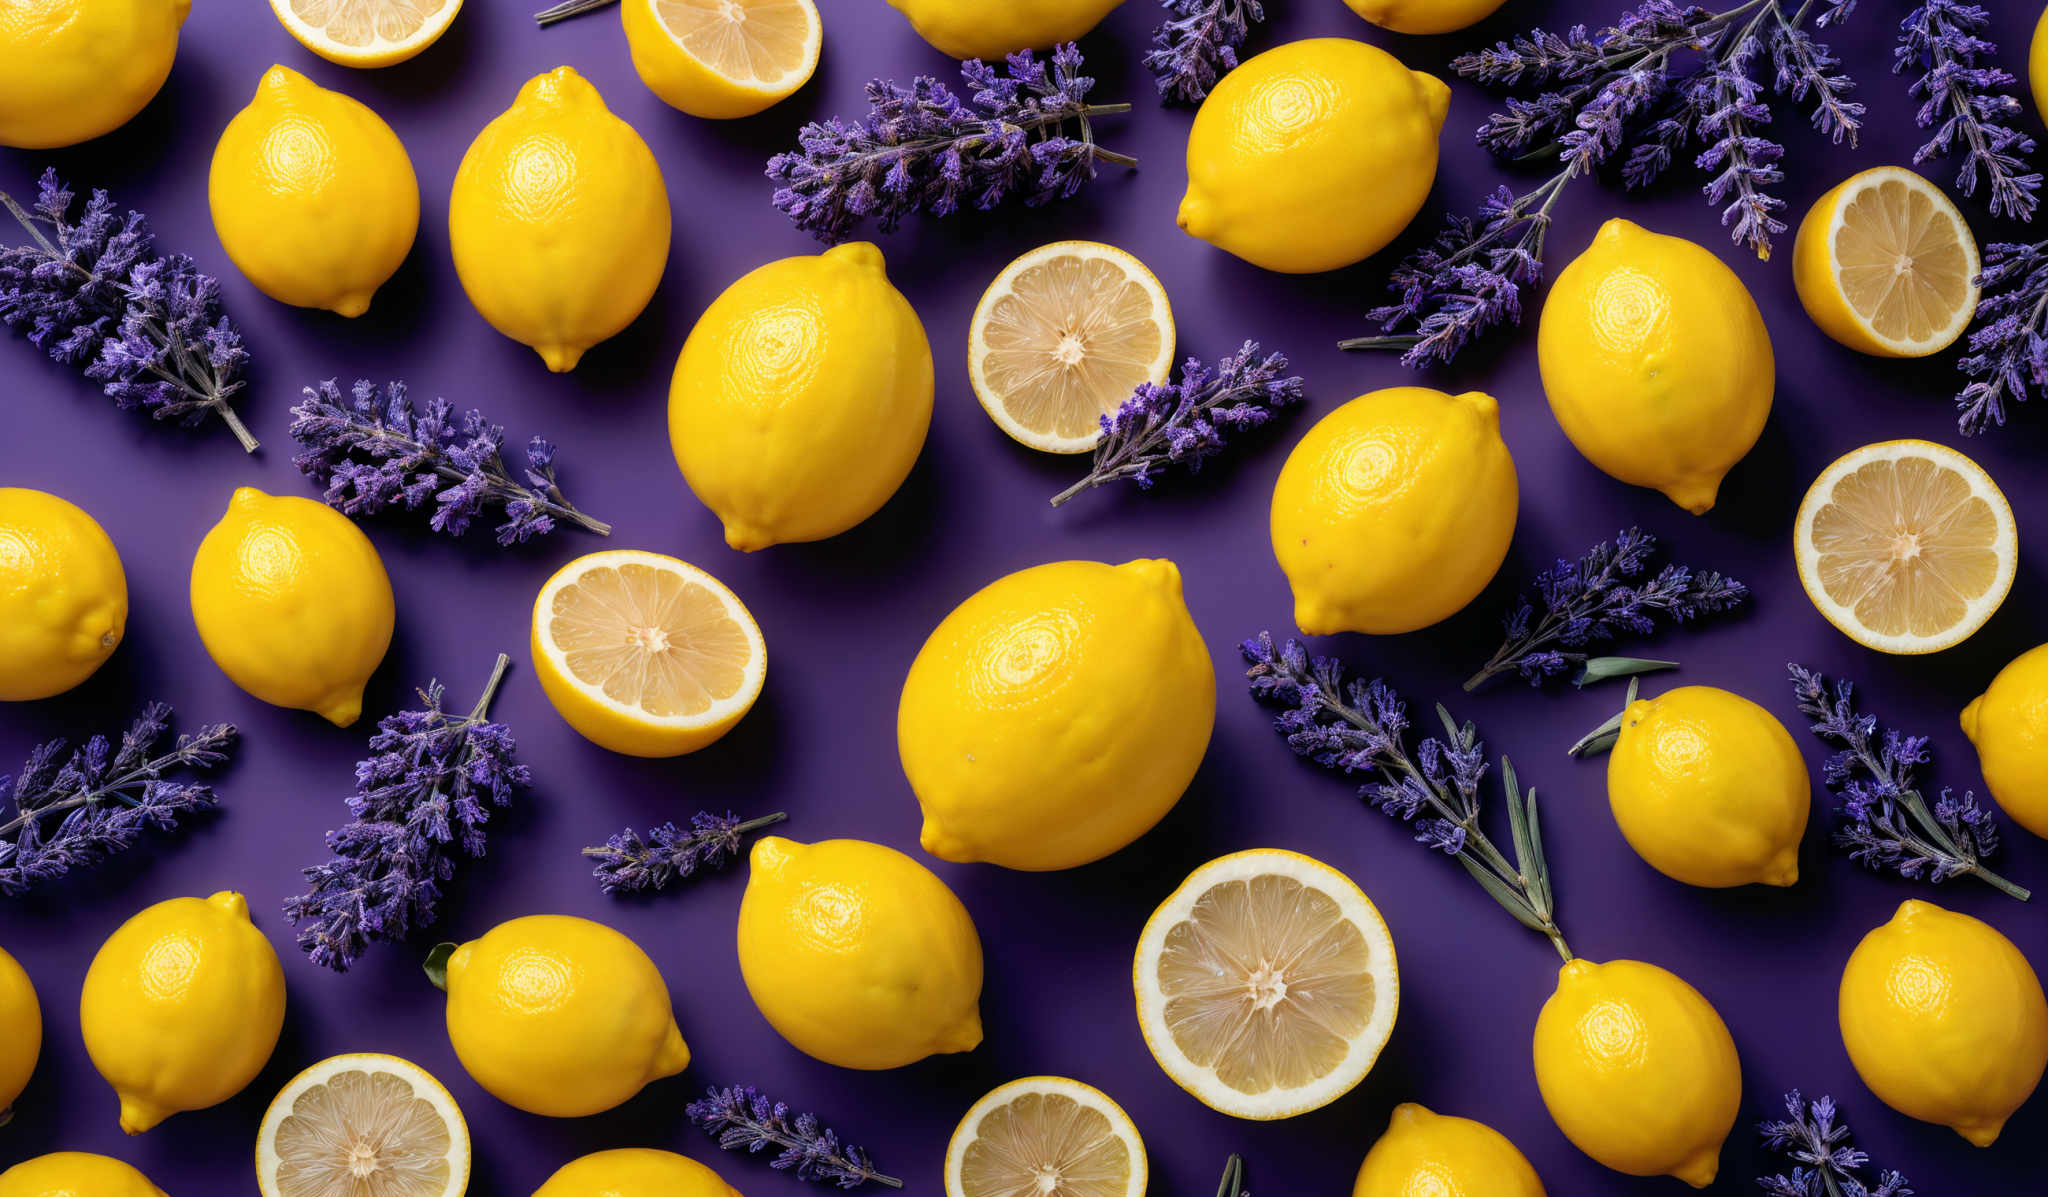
[945,1077,1147,1197]
[256,1054,469,1197]
[1793,166,1979,357]
[624,0,821,118]
[267,0,461,68]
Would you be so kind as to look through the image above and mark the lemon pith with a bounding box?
[623,0,821,119]
[0,1153,168,1197]
[1353,1103,1546,1197]
[945,1077,1147,1197]
[267,0,462,69]
[0,488,127,701]
[1962,641,2048,839]
[0,0,187,149]
[534,1149,742,1197]
[256,1053,469,1197]
[0,946,39,1127]
[1791,166,1979,357]
[883,0,1121,60]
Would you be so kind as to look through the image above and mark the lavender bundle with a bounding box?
[1896,2,2039,223]
[1956,238,2048,435]
[1147,0,1269,104]
[585,811,786,895]
[687,1085,902,1190]
[1758,1091,1912,1197]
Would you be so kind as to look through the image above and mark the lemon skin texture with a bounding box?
[670,243,933,551]
[1538,219,1774,514]
[899,559,1215,871]
[1180,39,1449,274]
[80,891,286,1135]
[1839,899,2048,1146]
[1354,1103,1545,1197]
[190,486,393,727]
[1532,958,1740,1188]
[0,0,187,149]
[738,836,984,1070]
[209,66,418,317]
[0,488,127,702]
[2034,5,2048,125]
[883,0,1121,60]
[1606,686,1811,888]
[533,1149,742,1197]
[0,945,39,1126]
[1961,642,2048,840]
[1271,388,1518,636]
[0,1153,168,1197]
[1343,0,1507,35]
[442,915,690,1118]
[622,0,818,118]
[450,66,671,373]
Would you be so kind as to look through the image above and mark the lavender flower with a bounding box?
[1896,2,2040,222]
[290,379,609,545]
[284,654,531,971]
[1146,0,1266,105]
[687,1085,902,1190]
[584,811,786,895]
[1956,238,2048,435]
[1758,1091,1912,1197]
[1,169,257,452]
[766,45,1133,244]
[1789,665,2027,901]
[0,705,235,897]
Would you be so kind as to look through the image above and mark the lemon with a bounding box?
[738,836,983,1070]
[0,1154,167,1197]
[191,486,393,727]
[1270,387,1517,636]
[670,243,933,550]
[1839,899,2048,1146]
[81,891,286,1135]
[209,66,419,317]
[0,945,39,1127]
[535,1149,741,1197]
[1180,39,1448,274]
[946,1077,1146,1197]
[256,1054,469,1197]
[1792,166,1979,357]
[1538,219,1774,514]
[450,67,670,373]
[268,0,461,68]
[883,0,1120,60]
[439,914,690,1118]
[2035,6,2048,123]
[0,488,126,702]
[623,0,821,119]
[900,559,1215,871]
[0,0,186,149]
[1342,0,1507,34]
[1963,642,2048,839]
[1353,1104,1545,1197]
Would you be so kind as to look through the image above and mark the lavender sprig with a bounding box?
[1956,238,2048,435]
[767,45,1133,244]
[284,654,531,972]
[290,379,610,545]
[584,811,787,895]
[1758,1091,1912,1197]
[1789,665,2027,901]
[1245,634,1570,960]
[687,1085,903,1190]
[1896,2,2040,222]
[1146,0,1267,105]
[1052,341,1303,507]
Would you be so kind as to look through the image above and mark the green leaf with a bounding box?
[1215,1154,1245,1197]
[1502,758,1537,879]
[1525,788,1554,913]
[1575,657,1678,687]
[1569,676,1642,757]
[423,942,457,991]
[1456,852,1548,934]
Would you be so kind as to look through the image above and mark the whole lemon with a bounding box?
[883,0,1120,60]
[2034,6,2048,125]
[1603,686,1810,888]
[738,836,983,1069]
[0,0,186,149]
[1961,641,2048,839]
[0,1153,167,1197]
[209,66,418,318]
[899,559,1215,871]
[81,891,286,1135]
[190,486,393,727]
[1271,388,1517,636]
[1343,0,1506,34]
[534,1149,741,1197]
[670,243,934,551]
[450,67,670,373]
[1538,219,1774,514]
[440,915,690,1118]
[1532,958,1740,1188]
[1181,39,1448,274]
[0,945,39,1126]
[0,488,126,701]
[1353,1103,1544,1197]
[1839,899,2048,1146]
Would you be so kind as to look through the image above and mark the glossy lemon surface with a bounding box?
[882,0,1120,60]
[1353,1103,1545,1197]
[0,488,126,702]
[0,946,39,1127]
[1962,641,2048,839]
[0,1153,167,1197]
[1343,0,1507,34]
[0,0,186,149]
[533,1149,741,1197]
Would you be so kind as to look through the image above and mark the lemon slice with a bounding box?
[1134,849,1398,1120]
[1795,440,2016,654]
[944,1077,1147,1197]
[1792,166,1980,357]
[627,0,823,119]
[268,0,463,68]
[256,1054,469,1197]
[969,241,1175,453]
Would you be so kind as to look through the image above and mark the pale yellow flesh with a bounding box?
[1811,456,2002,639]
[547,563,752,718]
[959,1092,1133,1197]
[272,1069,454,1197]
[1834,179,1973,344]
[980,256,1168,440]
[288,0,449,45]
[656,0,815,83]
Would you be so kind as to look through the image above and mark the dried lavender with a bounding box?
[767,45,1133,244]
[1147,0,1267,104]
[290,379,610,545]
[0,705,235,897]
[1758,1091,1912,1197]
[0,169,257,452]
[1789,665,2027,901]
[1245,633,1569,960]
[1051,341,1303,507]
[687,1085,902,1190]
[284,654,531,972]
[1956,238,2048,435]
[1896,2,2039,223]
[584,811,786,895]
[531,0,614,25]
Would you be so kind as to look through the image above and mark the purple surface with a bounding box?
[5,0,2048,1193]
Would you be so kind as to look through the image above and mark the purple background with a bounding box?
[5,0,2048,1193]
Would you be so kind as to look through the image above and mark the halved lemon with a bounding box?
[1134,849,1398,1120]
[623,0,823,119]
[969,241,1175,453]
[1795,440,2016,654]
[531,549,767,757]
[944,1077,1147,1197]
[1792,166,1980,357]
[256,1053,468,1197]
[267,0,463,68]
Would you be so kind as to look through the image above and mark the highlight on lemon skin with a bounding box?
[534,1149,743,1197]
[623,0,822,119]
[0,945,39,1128]
[1961,642,2048,841]
[883,0,1121,61]
[1792,166,1979,358]
[0,0,188,150]
[945,1077,1147,1197]
[0,488,127,702]
[0,1153,169,1197]
[1353,1103,1545,1197]
[1342,0,1508,35]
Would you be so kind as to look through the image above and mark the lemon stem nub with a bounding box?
[423,942,456,991]
[1568,677,1641,758]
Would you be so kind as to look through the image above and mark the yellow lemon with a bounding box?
[1180,39,1448,274]
[535,1149,741,1197]
[1840,899,2048,1146]
[1538,219,1774,514]
[190,486,393,727]
[209,66,418,317]
[622,0,821,119]
[450,67,670,373]
[899,559,1215,871]
[81,891,286,1135]
[2034,5,2048,123]
[1270,388,1517,636]
[267,0,462,69]
[0,488,126,702]
[1353,1103,1545,1197]
[670,243,933,551]
[1791,166,1978,357]
[0,1154,167,1197]
[257,1054,469,1197]
[738,836,983,1069]
[0,945,39,1127]
[1962,642,2048,840]
[0,0,186,149]
[1532,958,1740,1188]
[946,1077,1146,1197]
[1343,0,1507,34]
[883,0,1120,60]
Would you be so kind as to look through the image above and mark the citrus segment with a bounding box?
[268,0,461,67]
[1793,167,1978,357]
[658,0,817,87]
[257,1054,469,1197]
[945,1078,1146,1197]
